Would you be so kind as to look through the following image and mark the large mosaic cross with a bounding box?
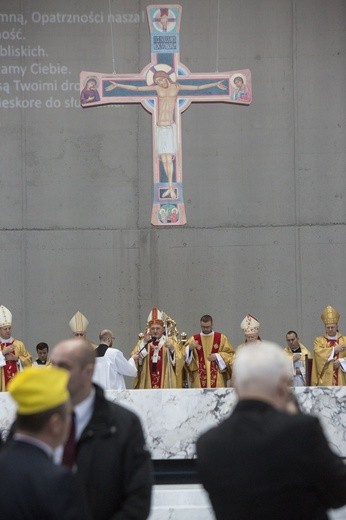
[80,4,252,226]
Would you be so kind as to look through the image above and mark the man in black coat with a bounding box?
[196,341,346,520]
[0,366,90,520]
[51,338,153,520]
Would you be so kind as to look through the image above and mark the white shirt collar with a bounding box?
[74,386,95,440]
[200,331,214,337]
[53,391,95,466]
[0,336,14,344]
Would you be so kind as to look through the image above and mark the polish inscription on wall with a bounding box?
[0,9,145,109]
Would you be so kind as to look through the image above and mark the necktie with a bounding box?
[62,411,76,468]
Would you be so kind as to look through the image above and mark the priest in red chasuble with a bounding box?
[130,308,184,389]
[0,305,32,391]
[311,305,346,386]
[185,315,235,388]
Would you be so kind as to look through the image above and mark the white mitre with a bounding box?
[69,311,89,333]
[0,305,12,327]
[240,314,260,334]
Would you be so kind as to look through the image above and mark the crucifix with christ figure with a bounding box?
[80,4,252,226]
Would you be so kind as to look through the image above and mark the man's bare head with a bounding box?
[99,329,114,346]
[50,339,95,405]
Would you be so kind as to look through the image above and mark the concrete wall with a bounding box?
[0,0,345,356]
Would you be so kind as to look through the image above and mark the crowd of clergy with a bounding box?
[0,303,345,392]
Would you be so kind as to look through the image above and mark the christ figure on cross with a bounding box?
[81,4,252,226]
[105,71,227,199]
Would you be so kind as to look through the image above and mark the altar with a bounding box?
[1,386,345,458]
[1,387,345,519]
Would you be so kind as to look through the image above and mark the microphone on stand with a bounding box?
[138,336,156,354]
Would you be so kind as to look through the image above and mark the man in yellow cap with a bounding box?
[0,305,32,391]
[311,306,346,386]
[0,366,90,519]
[130,307,183,388]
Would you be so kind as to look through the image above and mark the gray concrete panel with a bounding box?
[0,126,24,229]
[22,230,141,354]
[295,0,346,224]
[22,106,141,229]
[0,232,25,334]
[137,226,299,348]
[300,225,346,349]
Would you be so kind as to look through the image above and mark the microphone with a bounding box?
[138,337,157,354]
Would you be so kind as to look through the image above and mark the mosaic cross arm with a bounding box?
[80,4,252,226]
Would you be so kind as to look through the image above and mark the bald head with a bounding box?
[52,338,95,366]
[99,329,114,346]
[51,339,96,405]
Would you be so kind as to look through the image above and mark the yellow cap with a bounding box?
[8,366,70,415]
[321,305,340,325]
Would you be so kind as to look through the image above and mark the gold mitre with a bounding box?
[321,305,340,325]
[0,305,12,327]
[69,311,89,333]
[240,314,260,334]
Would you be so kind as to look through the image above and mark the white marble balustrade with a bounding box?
[1,386,345,458]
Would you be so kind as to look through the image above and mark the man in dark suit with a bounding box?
[196,341,346,520]
[51,338,153,520]
[0,366,90,520]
